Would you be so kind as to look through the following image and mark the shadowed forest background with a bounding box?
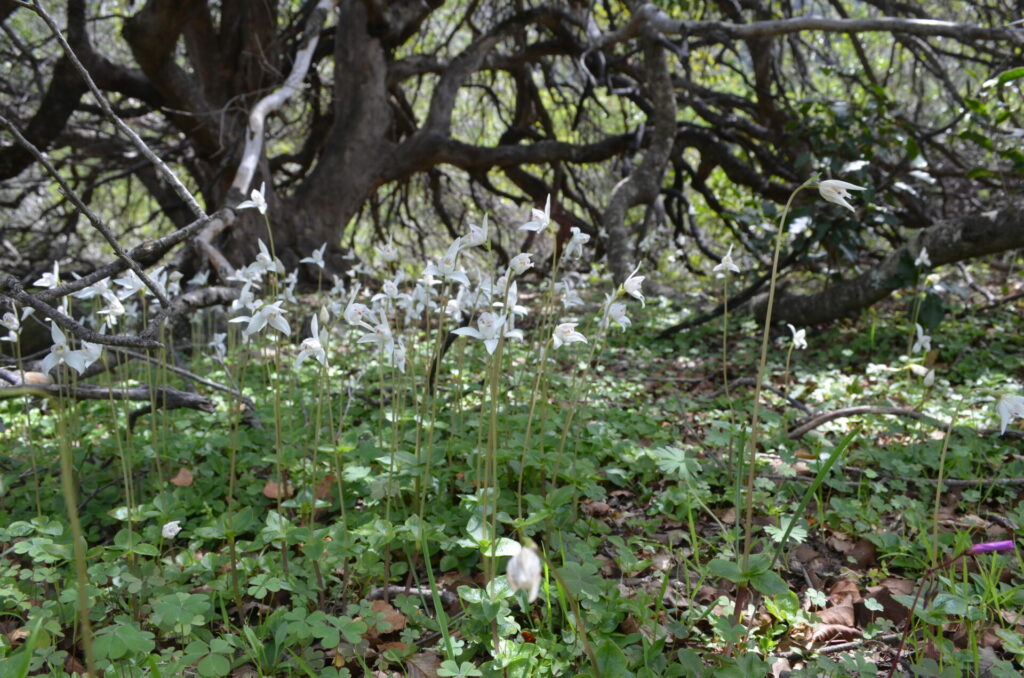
[0,1,1023,676]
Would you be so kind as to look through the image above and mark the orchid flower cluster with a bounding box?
[15,261,181,377]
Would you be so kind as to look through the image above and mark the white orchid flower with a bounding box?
[818,179,866,212]
[424,239,470,287]
[226,264,264,289]
[1,312,20,342]
[113,270,147,300]
[912,323,931,354]
[602,296,631,331]
[357,315,395,357]
[71,275,112,300]
[230,283,259,313]
[787,323,807,350]
[506,543,542,603]
[556,280,584,309]
[237,181,267,214]
[623,265,645,306]
[254,239,285,276]
[914,247,931,269]
[33,261,60,290]
[562,227,590,259]
[300,243,327,270]
[372,272,410,306]
[507,253,533,278]
[208,333,227,360]
[392,339,407,373]
[462,214,489,248]
[997,394,1024,435]
[161,520,183,539]
[344,302,374,331]
[295,314,327,368]
[376,238,399,264]
[453,312,505,355]
[230,300,290,341]
[552,322,587,349]
[713,245,741,274]
[79,341,103,368]
[519,194,551,233]
[189,270,210,288]
[40,322,89,376]
[97,294,125,326]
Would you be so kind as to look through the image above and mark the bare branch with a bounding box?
[603,25,676,284]
[0,378,216,414]
[608,5,1023,44]
[230,0,334,199]
[27,0,206,221]
[0,277,161,349]
[0,112,171,307]
[757,203,1024,326]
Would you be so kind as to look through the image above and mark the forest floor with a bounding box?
[0,268,1022,677]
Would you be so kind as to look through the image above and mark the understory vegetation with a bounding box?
[1,2,1023,676]
[1,193,1022,677]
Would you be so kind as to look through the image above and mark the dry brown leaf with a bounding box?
[170,468,194,487]
[65,655,87,675]
[407,652,441,678]
[370,599,407,634]
[828,579,862,606]
[848,538,877,569]
[716,507,737,524]
[6,627,29,645]
[817,604,856,627]
[315,474,337,500]
[828,533,855,554]
[1000,608,1024,627]
[857,585,909,626]
[810,622,861,644]
[792,544,819,564]
[263,479,294,499]
[770,656,792,678]
[879,577,915,596]
[21,371,54,386]
[620,614,641,635]
[596,554,618,577]
[231,665,259,678]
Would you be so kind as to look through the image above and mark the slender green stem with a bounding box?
[930,403,962,567]
[741,179,815,571]
[57,401,97,677]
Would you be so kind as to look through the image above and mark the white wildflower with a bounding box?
[237,181,267,214]
[506,543,542,603]
[552,322,587,349]
[519,195,551,233]
[818,179,867,212]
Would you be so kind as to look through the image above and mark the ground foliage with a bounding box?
[0,252,1022,677]
[0,2,1023,676]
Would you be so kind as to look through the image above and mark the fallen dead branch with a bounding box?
[787,405,1024,440]
[0,376,215,416]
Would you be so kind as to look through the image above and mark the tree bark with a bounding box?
[754,204,1024,326]
[603,21,676,285]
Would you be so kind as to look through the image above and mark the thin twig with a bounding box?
[706,375,815,414]
[27,0,206,221]
[0,381,215,411]
[0,277,162,349]
[109,346,254,410]
[0,113,171,308]
[788,405,1024,439]
[35,210,225,304]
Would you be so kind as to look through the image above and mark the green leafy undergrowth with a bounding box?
[0,301,1021,677]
